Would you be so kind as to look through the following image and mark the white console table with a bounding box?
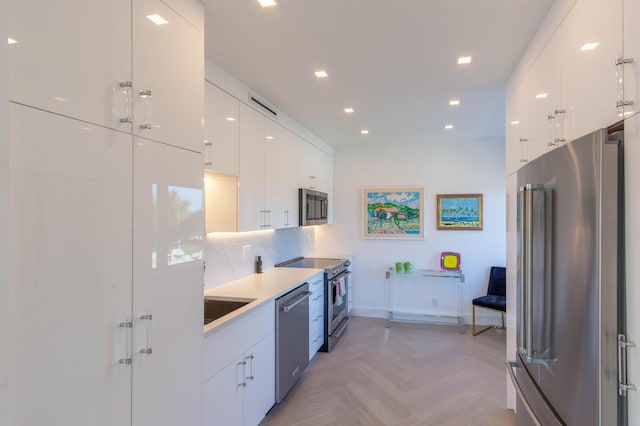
[386,268,464,333]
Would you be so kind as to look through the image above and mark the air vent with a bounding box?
[249,93,278,118]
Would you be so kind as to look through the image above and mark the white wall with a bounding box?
[315,139,506,324]
[1,0,9,420]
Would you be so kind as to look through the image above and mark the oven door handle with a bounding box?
[282,291,312,312]
[331,270,351,284]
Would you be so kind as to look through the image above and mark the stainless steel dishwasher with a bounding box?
[275,282,311,403]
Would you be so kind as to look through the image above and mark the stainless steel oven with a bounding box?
[275,257,351,352]
[326,269,351,352]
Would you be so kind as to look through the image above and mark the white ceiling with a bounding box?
[202,0,556,147]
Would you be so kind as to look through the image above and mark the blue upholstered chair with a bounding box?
[472,266,506,336]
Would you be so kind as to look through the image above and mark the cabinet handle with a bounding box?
[117,81,133,125]
[616,57,634,66]
[139,89,152,97]
[245,354,255,381]
[204,140,213,146]
[119,321,133,366]
[204,162,213,167]
[139,313,153,356]
[137,88,153,131]
[616,100,635,108]
[139,123,152,130]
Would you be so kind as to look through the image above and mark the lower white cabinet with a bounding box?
[308,273,325,359]
[203,301,275,426]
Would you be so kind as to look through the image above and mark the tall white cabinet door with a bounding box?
[265,121,299,229]
[243,332,276,426]
[625,113,640,426]
[8,104,133,426]
[623,0,639,119]
[8,0,132,131]
[132,0,204,153]
[205,82,240,175]
[239,103,266,231]
[132,139,204,426]
[560,0,622,141]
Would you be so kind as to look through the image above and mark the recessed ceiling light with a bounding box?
[535,93,549,99]
[449,99,461,106]
[146,14,168,25]
[265,136,274,140]
[7,37,17,45]
[314,70,328,78]
[258,0,278,7]
[360,129,369,135]
[344,107,354,113]
[225,117,236,122]
[53,96,68,102]
[510,120,520,125]
[444,124,454,130]
[457,56,472,65]
[580,42,599,51]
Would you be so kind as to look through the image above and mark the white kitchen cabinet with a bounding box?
[132,0,204,152]
[505,77,531,175]
[8,104,133,426]
[132,139,204,426]
[308,273,325,359]
[205,171,239,233]
[238,103,266,232]
[238,103,303,231]
[205,81,240,175]
[528,32,563,160]
[8,0,204,154]
[298,141,332,193]
[8,0,132,132]
[622,0,639,119]
[560,0,622,141]
[203,301,275,426]
[265,119,300,229]
[624,112,640,426]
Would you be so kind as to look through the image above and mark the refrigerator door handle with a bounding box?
[518,184,549,362]
[506,361,542,426]
[618,334,638,396]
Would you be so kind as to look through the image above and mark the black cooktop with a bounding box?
[275,257,349,272]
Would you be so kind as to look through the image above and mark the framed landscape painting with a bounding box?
[437,194,483,230]
[363,187,424,239]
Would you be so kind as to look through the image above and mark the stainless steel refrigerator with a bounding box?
[508,127,632,425]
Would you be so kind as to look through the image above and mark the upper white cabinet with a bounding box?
[132,139,204,426]
[265,119,300,229]
[505,77,531,175]
[9,0,204,153]
[238,103,266,232]
[132,0,204,152]
[238,103,305,231]
[8,0,132,132]
[205,82,240,175]
[559,0,622,141]
[299,141,332,194]
[622,0,639,119]
[9,104,133,426]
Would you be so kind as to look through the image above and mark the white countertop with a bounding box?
[203,267,323,335]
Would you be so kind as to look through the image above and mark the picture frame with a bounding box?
[363,186,424,239]
[437,194,483,230]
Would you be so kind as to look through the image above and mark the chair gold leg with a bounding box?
[472,305,503,336]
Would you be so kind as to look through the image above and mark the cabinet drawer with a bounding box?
[204,300,275,381]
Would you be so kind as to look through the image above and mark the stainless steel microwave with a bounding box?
[299,188,328,226]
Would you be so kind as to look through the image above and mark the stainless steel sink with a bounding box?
[204,297,255,325]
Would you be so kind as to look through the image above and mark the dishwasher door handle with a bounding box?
[282,291,312,312]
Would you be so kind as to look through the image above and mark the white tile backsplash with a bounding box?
[204,226,317,289]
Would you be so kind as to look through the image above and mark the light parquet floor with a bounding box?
[261,316,515,426]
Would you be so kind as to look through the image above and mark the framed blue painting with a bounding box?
[437,194,483,230]
[363,187,424,239]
